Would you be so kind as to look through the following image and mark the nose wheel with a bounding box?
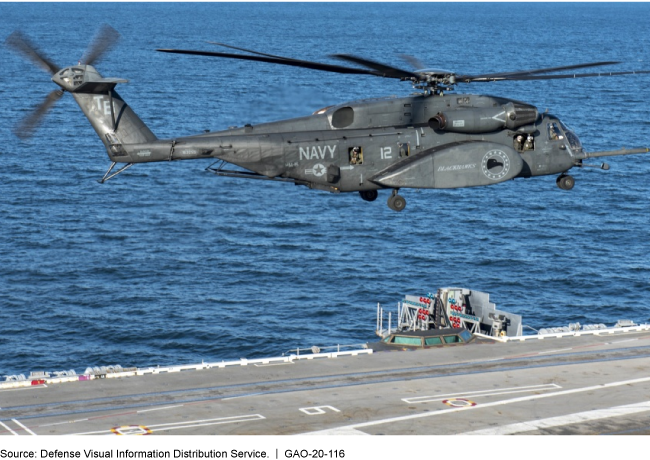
[387,190,406,212]
[556,174,575,190]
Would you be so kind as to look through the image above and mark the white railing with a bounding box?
[0,348,373,390]
[475,323,650,343]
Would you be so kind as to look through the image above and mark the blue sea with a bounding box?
[1,3,649,376]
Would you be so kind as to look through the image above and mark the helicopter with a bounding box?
[7,25,650,211]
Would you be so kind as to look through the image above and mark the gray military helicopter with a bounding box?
[7,26,650,211]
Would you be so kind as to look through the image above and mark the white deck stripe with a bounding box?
[12,419,36,436]
[402,383,560,404]
[0,386,48,393]
[303,375,650,435]
[71,414,264,435]
[0,421,19,436]
[137,405,183,413]
[461,401,650,435]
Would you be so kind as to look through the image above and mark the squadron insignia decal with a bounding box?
[481,150,510,181]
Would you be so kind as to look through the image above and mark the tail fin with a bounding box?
[54,65,157,161]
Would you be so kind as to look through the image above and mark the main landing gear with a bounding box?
[359,190,378,202]
[358,189,406,211]
[556,174,575,190]
[387,189,406,212]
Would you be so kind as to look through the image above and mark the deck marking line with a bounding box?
[403,386,560,404]
[146,414,265,429]
[0,421,19,436]
[0,386,48,393]
[40,418,89,428]
[302,426,369,436]
[222,393,264,401]
[300,406,341,415]
[12,419,36,436]
[461,400,650,435]
[111,425,152,436]
[71,414,265,435]
[442,399,476,407]
[305,375,650,434]
[137,405,183,413]
[538,348,574,355]
[403,383,560,403]
[149,416,265,434]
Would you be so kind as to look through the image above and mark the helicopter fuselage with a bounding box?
[102,92,580,194]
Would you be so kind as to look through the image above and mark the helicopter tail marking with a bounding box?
[72,90,158,162]
[63,66,158,162]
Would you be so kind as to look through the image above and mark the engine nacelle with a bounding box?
[429,102,538,134]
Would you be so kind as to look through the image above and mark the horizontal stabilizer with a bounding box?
[52,65,128,94]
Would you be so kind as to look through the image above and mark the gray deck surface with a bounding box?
[2,329,650,436]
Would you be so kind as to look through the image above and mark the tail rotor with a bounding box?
[5,25,120,139]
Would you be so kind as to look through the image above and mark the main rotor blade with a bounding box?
[5,31,60,75]
[467,69,650,82]
[399,54,427,71]
[81,24,120,66]
[14,89,63,139]
[332,54,420,79]
[157,48,380,75]
[461,61,621,81]
[206,41,302,62]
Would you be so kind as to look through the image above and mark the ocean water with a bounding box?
[1,3,649,376]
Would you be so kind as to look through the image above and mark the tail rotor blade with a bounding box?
[81,24,120,66]
[5,30,60,75]
[14,89,64,139]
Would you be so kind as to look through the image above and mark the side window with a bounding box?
[514,134,525,152]
[515,134,535,152]
[349,146,363,165]
[459,330,473,342]
[398,142,410,157]
[393,336,422,346]
[443,335,462,344]
[424,337,442,346]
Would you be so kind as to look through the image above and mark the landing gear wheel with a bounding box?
[359,190,378,202]
[556,174,575,190]
[387,194,406,212]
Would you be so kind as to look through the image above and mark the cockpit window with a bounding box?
[548,122,564,141]
[559,121,582,151]
[548,121,582,151]
[564,131,582,151]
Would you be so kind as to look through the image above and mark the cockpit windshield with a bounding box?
[548,120,583,152]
